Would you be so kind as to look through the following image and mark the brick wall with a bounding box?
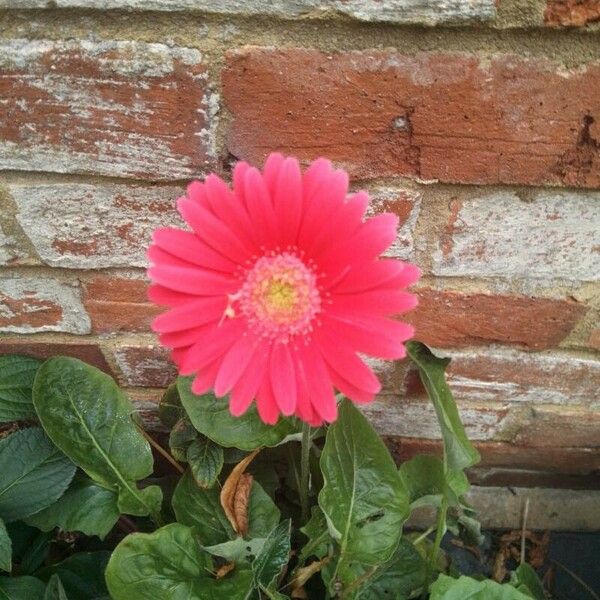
[0,0,599,490]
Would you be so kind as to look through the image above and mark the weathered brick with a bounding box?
[223,49,600,187]
[432,191,600,281]
[388,438,600,474]
[514,405,600,447]
[407,288,586,349]
[10,184,183,269]
[0,341,113,375]
[589,328,600,350]
[545,0,600,26]
[0,40,214,180]
[83,276,159,333]
[0,277,89,334]
[113,345,177,387]
[405,347,600,407]
[368,188,421,260]
[0,0,496,24]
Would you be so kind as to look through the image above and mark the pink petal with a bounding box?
[262,152,285,195]
[232,160,251,206]
[180,319,245,375]
[330,259,405,294]
[315,328,381,395]
[148,284,197,307]
[214,335,258,397]
[148,265,238,296]
[330,289,418,315]
[270,343,297,416]
[152,228,236,273]
[229,346,269,417]
[297,344,338,423]
[256,379,280,425]
[244,167,278,248]
[273,157,303,245]
[302,157,333,201]
[152,297,227,333]
[148,245,197,270]
[327,367,375,404]
[160,324,215,349]
[191,359,221,395]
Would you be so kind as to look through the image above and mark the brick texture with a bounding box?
[408,289,586,349]
[223,49,600,187]
[545,0,600,26]
[113,345,177,387]
[83,276,159,333]
[0,277,89,334]
[433,191,600,282]
[10,184,183,268]
[0,40,213,180]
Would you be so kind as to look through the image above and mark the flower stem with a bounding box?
[423,491,448,598]
[300,422,312,524]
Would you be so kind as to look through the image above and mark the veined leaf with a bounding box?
[0,355,41,423]
[406,342,480,472]
[0,428,75,522]
[33,357,161,518]
[0,576,46,599]
[178,377,299,450]
[319,401,409,585]
[253,520,291,591]
[187,436,224,489]
[430,574,533,599]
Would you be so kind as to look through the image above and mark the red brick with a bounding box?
[113,345,177,387]
[588,328,600,351]
[223,49,600,187]
[404,347,600,407]
[0,40,213,180]
[0,341,113,375]
[407,288,586,349]
[388,437,600,474]
[545,0,600,25]
[83,276,160,333]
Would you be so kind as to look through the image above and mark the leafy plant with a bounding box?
[0,344,548,599]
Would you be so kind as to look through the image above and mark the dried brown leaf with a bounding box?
[215,563,235,579]
[291,557,330,598]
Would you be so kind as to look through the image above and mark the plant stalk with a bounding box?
[423,493,448,598]
[300,422,312,524]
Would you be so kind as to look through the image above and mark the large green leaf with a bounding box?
[43,575,68,600]
[246,481,280,539]
[186,436,224,489]
[319,401,409,577]
[399,455,469,509]
[0,355,41,423]
[511,564,545,600]
[299,507,330,562]
[172,470,234,545]
[32,357,161,518]
[0,518,10,573]
[204,537,265,565]
[252,520,291,591]
[25,476,119,539]
[0,428,75,522]
[105,523,254,600]
[0,576,46,599]
[406,342,480,471]
[430,575,533,599]
[354,539,425,599]
[36,552,110,600]
[177,377,299,450]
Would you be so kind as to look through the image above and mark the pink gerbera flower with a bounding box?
[148,153,420,426]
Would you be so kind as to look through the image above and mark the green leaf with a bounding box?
[172,470,234,545]
[0,428,76,522]
[178,377,299,450]
[299,507,330,562]
[105,523,254,600]
[25,476,119,540]
[36,552,110,600]
[18,530,51,575]
[354,538,425,599]
[204,537,265,564]
[318,401,409,573]
[0,355,41,423]
[169,419,197,462]
[247,482,280,539]
[43,575,68,600]
[0,576,46,599]
[32,357,162,518]
[511,564,545,600]
[158,383,183,429]
[253,520,291,591]
[430,575,533,599]
[399,455,469,509]
[406,342,480,471]
[0,518,11,573]
[187,436,224,489]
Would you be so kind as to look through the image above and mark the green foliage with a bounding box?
[511,564,546,600]
[33,357,162,518]
[252,520,291,592]
[186,436,224,489]
[43,575,69,600]
[177,377,299,450]
[0,355,41,423]
[0,575,46,599]
[430,575,534,599]
[25,476,119,539]
[0,518,11,573]
[0,428,75,522]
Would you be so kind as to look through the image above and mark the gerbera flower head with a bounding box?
[148,153,420,426]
